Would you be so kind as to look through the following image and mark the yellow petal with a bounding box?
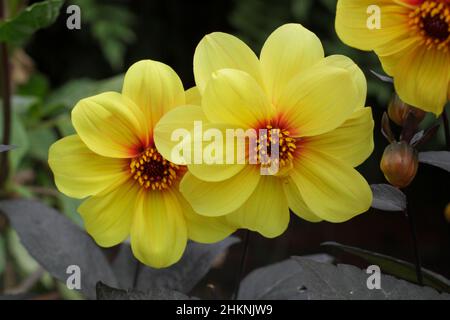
[290,148,372,222]
[186,86,201,105]
[179,165,260,217]
[375,36,419,74]
[154,105,208,165]
[314,55,367,109]
[130,189,187,268]
[48,135,129,199]
[72,92,146,158]
[175,191,236,243]
[260,23,324,104]
[188,163,245,183]
[78,179,139,247]
[203,69,273,127]
[306,107,374,167]
[122,60,185,130]
[155,106,246,181]
[335,0,410,51]
[282,177,322,222]
[194,32,262,94]
[226,176,290,238]
[392,46,450,115]
[278,65,358,137]
[188,122,248,182]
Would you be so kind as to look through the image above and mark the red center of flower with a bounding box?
[423,12,450,40]
[130,147,181,191]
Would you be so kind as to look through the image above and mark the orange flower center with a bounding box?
[130,147,180,191]
[254,125,297,169]
[409,0,450,51]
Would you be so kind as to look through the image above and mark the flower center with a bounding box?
[409,0,450,51]
[130,147,180,191]
[255,125,297,169]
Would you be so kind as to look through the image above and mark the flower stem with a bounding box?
[0,0,11,190]
[232,230,250,300]
[404,203,423,285]
[442,108,450,151]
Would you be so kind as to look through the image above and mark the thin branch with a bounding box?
[404,202,423,285]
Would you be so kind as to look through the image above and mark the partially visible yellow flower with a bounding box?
[48,60,235,268]
[336,0,450,115]
[155,24,374,238]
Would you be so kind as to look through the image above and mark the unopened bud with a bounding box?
[380,141,418,188]
[387,94,426,126]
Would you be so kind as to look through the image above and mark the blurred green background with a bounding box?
[1,0,449,299]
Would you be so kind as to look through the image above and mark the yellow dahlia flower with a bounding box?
[155,24,374,238]
[336,0,450,115]
[48,60,235,268]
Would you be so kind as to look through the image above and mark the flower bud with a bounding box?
[380,141,418,188]
[387,94,426,126]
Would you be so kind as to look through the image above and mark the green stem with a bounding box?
[404,200,423,285]
[0,0,11,190]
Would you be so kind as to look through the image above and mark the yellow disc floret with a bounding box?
[130,147,180,191]
[256,125,297,169]
[409,0,450,51]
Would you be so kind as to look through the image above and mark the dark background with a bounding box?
[22,0,450,297]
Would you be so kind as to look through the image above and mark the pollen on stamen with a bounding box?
[130,147,180,191]
[254,125,298,170]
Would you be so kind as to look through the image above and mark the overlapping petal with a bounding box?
[154,105,208,165]
[130,189,187,268]
[277,65,359,137]
[179,165,260,217]
[185,86,202,105]
[282,177,322,223]
[306,107,374,167]
[48,135,129,199]
[187,123,248,182]
[72,92,147,158]
[290,148,372,222]
[175,192,236,243]
[155,105,246,181]
[225,176,290,238]
[194,32,262,93]
[392,46,450,115]
[78,179,139,247]
[202,69,273,127]
[314,55,367,109]
[260,23,324,104]
[122,60,185,131]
